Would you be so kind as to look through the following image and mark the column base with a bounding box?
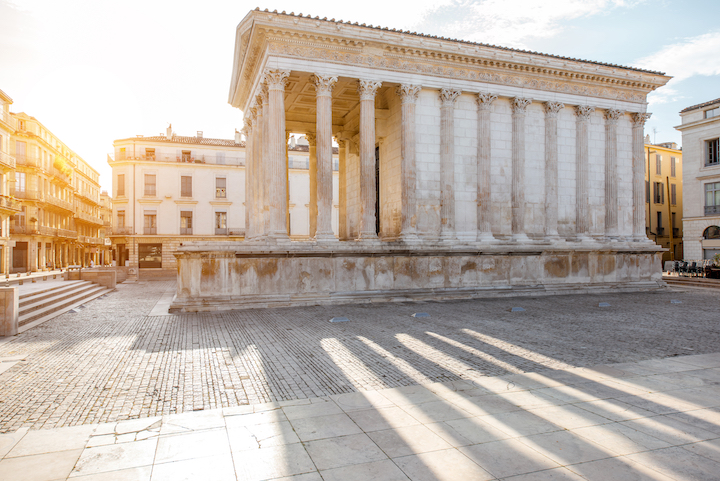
[315,232,338,243]
[399,232,422,244]
[476,231,497,243]
[575,233,593,243]
[268,231,291,243]
[511,233,530,243]
[357,231,378,241]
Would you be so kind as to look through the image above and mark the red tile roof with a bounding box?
[680,98,720,114]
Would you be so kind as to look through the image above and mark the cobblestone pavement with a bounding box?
[0,281,718,433]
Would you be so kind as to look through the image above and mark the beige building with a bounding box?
[99,191,112,265]
[171,10,671,312]
[0,90,22,274]
[644,141,683,262]
[6,108,103,272]
[676,97,720,261]
[109,128,338,275]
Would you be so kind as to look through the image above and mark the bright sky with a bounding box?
[2,0,718,191]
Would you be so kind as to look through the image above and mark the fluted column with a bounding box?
[397,84,421,240]
[440,88,461,241]
[306,133,317,237]
[337,139,348,240]
[257,88,269,237]
[357,79,382,240]
[574,105,595,240]
[312,74,337,241]
[285,131,291,234]
[511,97,532,242]
[265,69,290,240]
[605,109,623,239]
[544,101,564,239]
[476,92,497,242]
[632,112,651,241]
[242,118,253,239]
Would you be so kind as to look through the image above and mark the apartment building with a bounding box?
[644,140,683,262]
[0,90,22,274]
[109,129,338,275]
[8,109,103,272]
[99,191,112,265]
[676,98,720,261]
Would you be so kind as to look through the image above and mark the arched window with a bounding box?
[703,225,720,239]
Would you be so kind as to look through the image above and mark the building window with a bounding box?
[670,157,677,177]
[645,181,650,204]
[180,211,193,235]
[216,152,225,165]
[14,206,26,226]
[181,150,191,162]
[181,176,192,197]
[215,211,227,235]
[705,107,720,119]
[216,177,226,198]
[117,174,125,197]
[145,148,155,160]
[16,172,26,193]
[705,182,720,216]
[119,147,126,160]
[117,210,125,229]
[670,184,677,205]
[655,154,662,175]
[144,211,157,235]
[656,211,663,236]
[653,182,664,204]
[138,243,162,269]
[144,174,156,196]
[707,138,720,166]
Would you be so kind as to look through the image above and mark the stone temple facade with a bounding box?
[170,9,671,312]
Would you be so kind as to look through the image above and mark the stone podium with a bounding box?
[170,9,670,312]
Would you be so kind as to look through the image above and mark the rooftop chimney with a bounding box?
[167,123,173,139]
[289,135,296,148]
[235,129,241,144]
[197,131,203,138]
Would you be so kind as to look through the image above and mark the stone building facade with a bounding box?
[109,130,338,275]
[676,98,720,261]
[644,142,683,262]
[0,90,22,274]
[171,9,672,311]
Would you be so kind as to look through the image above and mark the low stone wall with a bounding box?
[170,242,665,312]
[0,286,19,337]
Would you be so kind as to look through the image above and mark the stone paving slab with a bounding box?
[0,353,719,480]
[1,282,720,432]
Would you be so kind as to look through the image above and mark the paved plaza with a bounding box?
[0,281,719,479]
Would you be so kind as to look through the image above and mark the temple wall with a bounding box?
[379,89,402,239]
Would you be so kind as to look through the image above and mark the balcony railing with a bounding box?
[79,235,103,245]
[0,195,21,212]
[144,227,157,235]
[706,205,720,216]
[656,227,665,236]
[673,227,680,236]
[11,189,41,201]
[14,154,42,168]
[113,227,133,235]
[51,166,72,184]
[44,195,74,212]
[57,228,77,238]
[112,152,245,166]
[0,150,16,169]
[10,224,78,238]
[75,211,104,226]
[10,225,37,235]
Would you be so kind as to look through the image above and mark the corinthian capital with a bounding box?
[440,88,461,106]
[305,133,316,147]
[311,74,337,96]
[243,117,253,134]
[257,84,268,106]
[357,80,382,100]
[574,105,595,120]
[544,101,564,118]
[264,69,290,90]
[604,109,624,124]
[396,84,421,104]
[476,92,498,110]
[511,97,532,115]
[631,112,652,126]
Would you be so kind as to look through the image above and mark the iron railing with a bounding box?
[0,195,21,212]
[0,150,15,169]
[706,205,720,216]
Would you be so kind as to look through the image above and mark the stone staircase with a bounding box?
[18,280,109,333]
[663,275,720,290]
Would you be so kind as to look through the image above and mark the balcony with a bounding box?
[14,154,42,169]
[103,220,112,227]
[51,166,72,185]
[44,195,74,212]
[57,228,77,238]
[10,225,37,235]
[0,195,21,213]
[706,205,720,216]
[76,189,98,204]
[673,227,680,236]
[0,150,15,169]
[75,211,104,226]
[79,235,103,245]
[113,227,133,235]
[656,227,665,236]
[11,189,41,201]
[144,227,157,235]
